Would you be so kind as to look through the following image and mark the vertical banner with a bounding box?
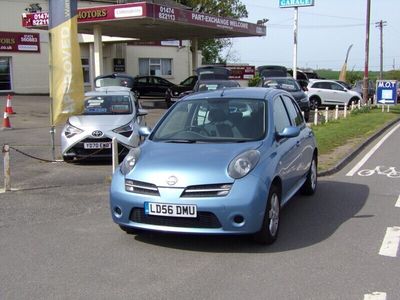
[49,0,84,126]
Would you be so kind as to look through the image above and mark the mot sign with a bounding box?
[279,0,315,8]
[376,80,398,105]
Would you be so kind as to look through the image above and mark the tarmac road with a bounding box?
[0,95,399,299]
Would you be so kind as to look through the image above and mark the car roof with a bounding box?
[86,86,132,95]
[182,87,282,101]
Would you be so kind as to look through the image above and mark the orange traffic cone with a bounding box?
[5,94,15,114]
[2,111,12,129]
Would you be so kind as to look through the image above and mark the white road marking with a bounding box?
[379,226,400,257]
[346,123,400,176]
[396,195,400,208]
[363,292,387,300]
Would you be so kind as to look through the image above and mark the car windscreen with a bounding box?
[151,98,266,143]
[263,78,301,92]
[83,95,132,115]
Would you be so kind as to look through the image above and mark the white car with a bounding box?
[306,79,361,109]
[61,86,147,162]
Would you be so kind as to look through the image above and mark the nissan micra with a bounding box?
[110,87,318,244]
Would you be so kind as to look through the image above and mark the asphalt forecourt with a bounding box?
[1,95,400,299]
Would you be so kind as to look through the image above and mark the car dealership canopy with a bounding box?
[22,1,266,76]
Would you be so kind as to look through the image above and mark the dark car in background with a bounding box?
[165,75,198,107]
[259,77,310,121]
[257,65,288,78]
[95,73,176,99]
[132,75,176,98]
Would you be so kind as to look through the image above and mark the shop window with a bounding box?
[0,57,12,91]
[81,58,90,84]
[139,58,172,76]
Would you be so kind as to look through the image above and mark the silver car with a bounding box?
[61,86,147,162]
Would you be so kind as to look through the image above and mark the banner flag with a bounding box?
[49,0,84,126]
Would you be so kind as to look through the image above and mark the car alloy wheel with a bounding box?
[253,185,280,245]
[301,155,317,195]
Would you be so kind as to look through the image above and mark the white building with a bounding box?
[0,0,200,94]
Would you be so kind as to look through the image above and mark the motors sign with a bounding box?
[376,80,398,105]
[0,31,40,53]
[279,0,315,8]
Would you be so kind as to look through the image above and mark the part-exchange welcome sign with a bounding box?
[279,0,315,8]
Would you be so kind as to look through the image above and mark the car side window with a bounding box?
[331,82,344,91]
[273,96,291,133]
[137,77,147,84]
[281,95,304,127]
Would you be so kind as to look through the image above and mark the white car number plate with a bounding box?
[144,202,197,218]
[83,142,111,149]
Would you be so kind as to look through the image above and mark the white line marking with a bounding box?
[363,292,387,300]
[379,226,400,257]
[346,123,400,176]
[396,195,400,208]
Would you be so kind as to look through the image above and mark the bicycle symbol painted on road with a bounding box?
[357,166,400,178]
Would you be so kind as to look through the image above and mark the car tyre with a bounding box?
[309,97,320,110]
[253,185,280,245]
[119,225,139,235]
[301,154,317,195]
[63,156,74,163]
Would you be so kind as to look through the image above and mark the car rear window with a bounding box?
[83,95,132,115]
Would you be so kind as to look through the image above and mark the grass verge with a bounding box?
[312,105,400,171]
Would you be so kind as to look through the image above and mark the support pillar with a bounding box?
[93,25,103,78]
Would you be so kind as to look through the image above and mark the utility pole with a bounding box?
[376,20,387,79]
[363,0,371,105]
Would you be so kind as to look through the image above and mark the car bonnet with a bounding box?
[68,114,134,131]
[126,140,263,187]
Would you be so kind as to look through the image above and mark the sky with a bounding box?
[226,0,400,71]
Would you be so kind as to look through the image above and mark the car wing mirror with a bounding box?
[276,126,300,140]
[139,126,151,137]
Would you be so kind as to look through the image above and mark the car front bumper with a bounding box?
[109,169,269,235]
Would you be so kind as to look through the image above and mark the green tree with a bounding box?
[177,0,248,64]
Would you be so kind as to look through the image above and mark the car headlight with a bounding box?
[113,122,134,137]
[228,150,260,179]
[173,91,180,96]
[64,121,83,138]
[120,148,141,175]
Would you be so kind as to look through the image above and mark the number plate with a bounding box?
[83,142,111,149]
[144,202,197,218]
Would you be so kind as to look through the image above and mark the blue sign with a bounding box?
[279,0,315,8]
[376,80,398,105]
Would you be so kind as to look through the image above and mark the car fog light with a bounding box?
[113,206,122,218]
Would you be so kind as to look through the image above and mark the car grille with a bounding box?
[181,184,232,198]
[67,138,129,158]
[125,180,160,196]
[130,208,222,228]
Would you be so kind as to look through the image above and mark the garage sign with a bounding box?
[376,80,398,105]
[279,0,315,8]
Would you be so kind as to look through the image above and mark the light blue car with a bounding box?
[110,87,318,244]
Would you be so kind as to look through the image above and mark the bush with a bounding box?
[248,76,261,87]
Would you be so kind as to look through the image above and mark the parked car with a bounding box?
[306,79,362,109]
[132,75,176,98]
[259,77,310,121]
[257,65,288,78]
[165,75,198,107]
[352,80,375,100]
[61,86,147,162]
[110,87,318,245]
